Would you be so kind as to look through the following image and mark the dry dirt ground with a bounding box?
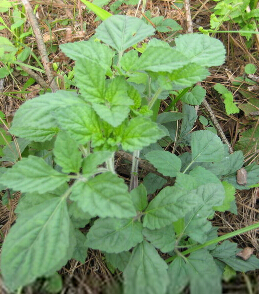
[0,0,259,293]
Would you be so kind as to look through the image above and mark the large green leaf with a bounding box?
[167,257,188,294]
[70,172,136,218]
[0,156,69,193]
[86,218,143,253]
[95,15,155,53]
[105,251,131,272]
[145,150,181,177]
[184,183,225,243]
[55,105,104,146]
[60,39,114,73]
[170,64,210,88]
[175,33,226,67]
[53,131,82,173]
[124,241,168,294]
[1,198,74,291]
[130,184,148,211]
[143,173,167,194]
[10,91,85,142]
[142,224,176,253]
[121,117,165,152]
[186,249,222,294]
[211,241,259,272]
[71,230,88,263]
[191,130,224,162]
[143,186,197,230]
[75,58,106,104]
[180,85,206,105]
[131,46,188,73]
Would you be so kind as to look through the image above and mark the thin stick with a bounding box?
[202,98,233,153]
[21,0,59,92]
[184,0,193,33]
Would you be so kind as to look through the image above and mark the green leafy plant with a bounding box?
[1,15,259,294]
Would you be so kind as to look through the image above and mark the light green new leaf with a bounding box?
[60,40,114,72]
[124,241,168,294]
[143,186,197,230]
[130,184,148,211]
[86,218,143,253]
[95,15,155,53]
[191,130,224,162]
[142,224,176,253]
[105,251,131,272]
[0,156,69,193]
[71,230,88,263]
[80,0,112,20]
[55,105,104,146]
[70,172,136,218]
[167,257,188,294]
[186,249,222,294]
[181,85,206,105]
[175,33,226,67]
[145,150,181,177]
[121,50,139,72]
[170,64,210,88]
[10,91,85,142]
[92,103,130,127]
[223,92,240,115]
[1,198,74,291]
[75,58,106,104]
[121,117,165,152]
[82,151,113,177]
[213,181,236,212]
[53,131,82,173]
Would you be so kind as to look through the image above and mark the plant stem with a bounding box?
[106,152,116,174]
[166,222,259,263]
[148,87,163,110]
[129,150,140,191]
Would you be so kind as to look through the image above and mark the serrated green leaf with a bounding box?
[10,91,85,142]
[132,46,188,72]
[70,172,136,218]
[212,241,259,272]
[0,156,69,193]
[71,230,88,263]
[53,131,82,173]
[1,198,74,291]
[82,151,113,177]
[170,64,210,88]
[86,218,143,253]
[95,15,155,53]
[145,150,181,177]
[60,40,114,73]
[157,112,184,124]
[143,186,197,230]
[121,117,165,152]
[143,173,167,194]
[175,33,226,67]
[214,181,236,212]
[191,130,225,162]
[75,58,106,104]
[130,184,148,211]
[179,104,197,145]
[245,63,257,74]
[55,105,104,146]
[184,183,225,243]
[223,92,240,115]
[68,201,91,228]
[186,249,222,294]
[124,241,168,294]
[167,257,189,294]
[105,251,131,272]
[142,224,175,253]
[121,50,139,72]
[181,85,206,105]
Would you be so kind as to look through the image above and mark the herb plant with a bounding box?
[1,15,259,294]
